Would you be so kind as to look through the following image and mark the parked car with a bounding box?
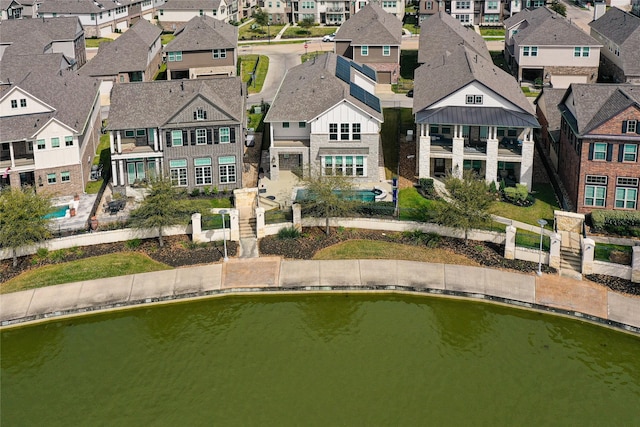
[322,33,336,42]
[406,89,414,98]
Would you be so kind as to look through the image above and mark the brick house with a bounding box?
[557,84,640,213]
[106,78,246,194]
[164,15,238,80]
[334,3,402,84]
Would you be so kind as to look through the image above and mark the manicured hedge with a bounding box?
[590,210,640,237]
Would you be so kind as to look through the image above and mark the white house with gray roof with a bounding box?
[589,7,640,84]
[414,12,539,190]
[504,7,601,88]
[0,0,40,19]
[264,53,383,183]
[157,0,230,30]
[106,78,246,193]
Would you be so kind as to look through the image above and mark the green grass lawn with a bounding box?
[515,230,550,250]
[301,50,327,63]
[480,28,505,37]
[154,62,167,80]
[403,23,421,35]
[391,78,414,94]
[489,183,559,226]
[85,37,113,48]
[400,50,419,80]
[490,51,510,73]
[398,187,444,221]
[247,111,265,132]
[381,108,414,179]
[282,26,337,38]
[161,34,175,45]
[239,24,285,41]
[0,253,171,294]
[239,55,269,93]
[85,133,111,194]
[595,243,633,264]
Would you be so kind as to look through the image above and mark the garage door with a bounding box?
[99,26,112,37]
[550,75,587,89]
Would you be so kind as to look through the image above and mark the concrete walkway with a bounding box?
[2,258,639,333]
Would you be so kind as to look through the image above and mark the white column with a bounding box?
[153,128,158,152]
[111,160,118,186]
[255,207,265,238]
[504,225,516,260]
[485,126,499,186]
[292,203,302,232]
[520,140,534,191]
[418,133,431,179]
[118,159,125,186]
[8,142,15,168]
[191,213,203,242]
[452,125,464,178]
[228,208,240,241]
[109,131,115,153]
[116,131,122,153]
[581,237,595,275]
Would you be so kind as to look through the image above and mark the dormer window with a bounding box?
[194,108,207,120]
[466,95,483,105]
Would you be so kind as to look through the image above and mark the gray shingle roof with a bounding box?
[506,7,600,47]
[589,7,640,77]
[160,0,222,10]
[106,78,245,130]
[560,84,640,135]
[264,53,383,123]
[335,3,402,45]
[0,53,75,81]
[80,19,161,76]
[37,0,137,13]
[534,87,566,137]
[418,12,489,64]
[164,15,237,52]
[0,16,82,56]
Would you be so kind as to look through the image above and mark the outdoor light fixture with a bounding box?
[537,218,548,276]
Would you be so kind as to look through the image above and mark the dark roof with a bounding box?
[0,16,82,56]
[534,87,566,138]
[416,106,540,128]
[418,12,489,64]
[80,19,161,76]
[559,84,640,135]
[506,7,600,47]
[38,0,133,13]
[164,15,237,52]
[0,53,75,81]
[589,7,640,77]
[106,78,245,130]
[160,0,222,10]
[335,3,402,45]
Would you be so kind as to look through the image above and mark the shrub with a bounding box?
[277,226,301,239]
[190,188,201,197]
[126,238,142,249]
[503,184,533,206]
[418,178,438,199]
[590,210,640,236]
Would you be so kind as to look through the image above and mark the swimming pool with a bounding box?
[44,205,68,219]
[296,189,379,202]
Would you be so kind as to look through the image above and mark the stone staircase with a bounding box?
[239,216,256,240]
[559,231,582,280]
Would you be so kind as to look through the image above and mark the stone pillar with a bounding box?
[549,232,562,269]
[504,225,516,260]
[581,237,595,275]
[418,133,431,179]
[228,208,240,241]
[520,140,534,191]
[485,134,498,187]
[111,160,118,186]
[632,246,640,283]
[191,213,202,242]
[255,207,265,238]
[118,159,125,187]
[292,203,302,232]
[452,125,464,178]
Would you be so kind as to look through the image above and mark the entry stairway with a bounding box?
[238,205,259,259]
[559,231,582,280]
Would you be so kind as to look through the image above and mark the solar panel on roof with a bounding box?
[335,56,351,83]
[361,64,377,81]
[349,83,381,113]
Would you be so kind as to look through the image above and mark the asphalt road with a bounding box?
[557,0,595,32]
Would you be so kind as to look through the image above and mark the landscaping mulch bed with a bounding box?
[1,235,237,284]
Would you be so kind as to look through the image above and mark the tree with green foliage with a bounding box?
[301,173,357,235]
[0,187,52,267]
[434,172,494,243]
[298,17,315,34]
[550,1,567,16]
[128,178,189,247]
[253,8,269,27]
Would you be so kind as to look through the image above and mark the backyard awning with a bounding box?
[415,106,540,128]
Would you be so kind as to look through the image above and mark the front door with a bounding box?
[434,158,445,177]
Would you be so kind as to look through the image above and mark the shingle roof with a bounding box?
[335,3,402,45]
[106,78,245,130]
[0,16,82,56]
[0,53,75,82]
[589,7,640,77]
[264,53,383,123]
[164,15,237,52]
[160,0,222,10]
[534,87,566,137]
[506,7,600,46]
[418,12,489,64]
[560,84,640,135]
[80,19,161,76]
[38,0,127,13]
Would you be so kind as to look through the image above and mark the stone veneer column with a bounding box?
[228,209,240,241]
[581,237,595,275]
[111,160,118,186]
[485,126,499,186]
[452,125,464,178]
[191,213,203,243]
[118,159,125,187]
[632,247,640,283]
[255,207,265,239]
[418,124,431,179]
[519,128,534,191]
[504,225,516,260]
[116,131,122,153]
[292,203,302,232]
[549,232,562,269]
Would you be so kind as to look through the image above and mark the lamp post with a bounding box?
[220,209,229,262]
[267,22,271,44]
[537,218,548,276]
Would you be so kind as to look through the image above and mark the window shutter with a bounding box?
[230,127,236,143]
[166,131,172,148]
[637,125,640,135]
[193,111,197,120]
[618,144,624,162]
[207,129,213,144]
[190,130,196,145]
[183,130,189,146]
[214,128,219,144]
[606,143,613,161]
[622,120,628,133]
[588,143,594,160]
[204,110,207,120]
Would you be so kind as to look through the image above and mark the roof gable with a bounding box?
[0,85,55,117]
[164,15,237,52]
[588,104,640,136]
[511,7,600,46]
[164,93,237,125]
[418,12,489,65]
[335,3,402,45]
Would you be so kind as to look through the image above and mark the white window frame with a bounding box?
[65,136,73,147]
[625,120,637,134]
[61,171,70,182]
[51,137,60,148]
[585,185,606,207]
[219,127,230,143]
[615,187,637,209]
[219,156,236,183]
[47,173,57,184]
[322,155,367,177]
[169,159,188,186]
[382,45,390,56]
[623,144,637,162]
[167,51,182,62]
[213,49,226,59]
[194,158,212,185]
[593,142,607,160]
[171,130,183,146]
[196,129,207,145]
[329,123,338,140]
[361,46,368,56]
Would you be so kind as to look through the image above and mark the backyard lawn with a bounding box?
[480,28,505,37]
[239,55,269,93]
[161,34,175,45]
[489,183,559,226]
[85,37,113,48]
[282,25,337,38]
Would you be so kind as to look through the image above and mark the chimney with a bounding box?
[593,1,606,21]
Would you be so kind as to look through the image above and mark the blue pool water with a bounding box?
[296,189,377,202]
[44,205,68,219]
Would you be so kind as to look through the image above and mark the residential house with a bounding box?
[0,57,101,195]
[352,0,405,20]
[633,0,639,18]
[79,19,162,106]
[106,78,246,193]
[589,7,640,84]
[414,12,539,190]
[534,87,565,172]
[260,0,287,24]
[0,0,40,20]
[264,53,383,182]
[555,84,640,213]
[418,0,502,26]
[504,7,601,88]
[164,15,238,80]
[289,0,351,25]
[157,0,230,31]
[503,0,547,19]
[335,4,402,84]
[37,0,164,38]
[0,16,86,67]
[417,0,444,23]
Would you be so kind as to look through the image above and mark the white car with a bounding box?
[322,33,336,42]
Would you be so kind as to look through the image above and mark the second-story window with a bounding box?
[622,120,637,134]
[361,46,368,56]
[213,49,226,59]
[487,0,498,9]
[195,108,207,120]
[329,123,338,140]
[523,46,538,57]
[167,51,182,61]
[466,95,483,105]
[383,45,390,56]
[574,46,590,57]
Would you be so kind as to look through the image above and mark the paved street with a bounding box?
[557,0,595,32]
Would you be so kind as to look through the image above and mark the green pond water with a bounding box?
[2,294,639,425]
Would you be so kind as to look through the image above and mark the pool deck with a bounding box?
[2,258,639,334]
